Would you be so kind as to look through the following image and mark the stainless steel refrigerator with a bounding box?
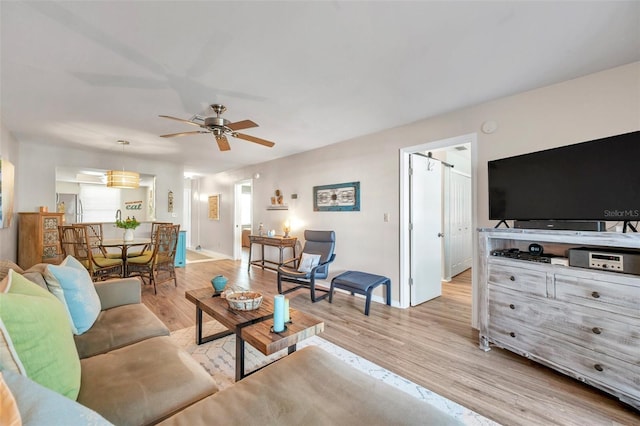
[56,193,83,223]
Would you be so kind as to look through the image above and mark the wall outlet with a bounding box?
[171,213,177,217]
[384,213,390,222]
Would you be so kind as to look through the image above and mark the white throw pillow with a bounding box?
[297,253,322,273]
[44,256,102,335]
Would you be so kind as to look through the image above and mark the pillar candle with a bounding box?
[284,298,290,323]
[273,295,285,332]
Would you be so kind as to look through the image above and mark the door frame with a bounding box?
[399,133,478,313]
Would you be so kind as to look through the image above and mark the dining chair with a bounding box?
[277,230,336,302]
[58,224,124,281]
[82,222,121,259]
[127,224,180,294]
[128,221,173,257]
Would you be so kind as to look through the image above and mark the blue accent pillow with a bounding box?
[45,256,102,335]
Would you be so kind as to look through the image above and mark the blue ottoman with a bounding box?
[329,271,391,315]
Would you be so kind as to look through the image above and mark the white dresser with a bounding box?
[478,228,640,410]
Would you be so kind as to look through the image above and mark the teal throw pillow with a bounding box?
[45,255,102,335]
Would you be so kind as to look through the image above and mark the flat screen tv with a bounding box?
[488,130,640,224]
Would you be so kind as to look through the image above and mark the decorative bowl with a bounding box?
[211,275,228,292]
[224,291,263,311]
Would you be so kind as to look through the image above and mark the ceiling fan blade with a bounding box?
[227,119,258,131]
[216,135,231,151]
[160,131,210,138]
[158,115,202,128]
[233,133,275,148]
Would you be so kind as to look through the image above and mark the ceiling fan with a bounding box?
[159,104,275,151]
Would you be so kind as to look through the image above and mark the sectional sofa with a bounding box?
[0,259,461,425]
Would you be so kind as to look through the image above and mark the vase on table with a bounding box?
[124,228,134,241]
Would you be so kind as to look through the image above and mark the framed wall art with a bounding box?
[313,181,360,211]
[208,194,220,220]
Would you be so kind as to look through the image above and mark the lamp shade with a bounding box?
[106,170,140,189]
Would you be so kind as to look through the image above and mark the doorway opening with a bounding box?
[399,133,477,312]
[233,179,253,260]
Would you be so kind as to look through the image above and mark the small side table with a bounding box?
[329,271,391,316]
[247,235,297,272]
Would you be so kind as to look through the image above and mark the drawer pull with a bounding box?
[509,276,515,282]
[509,304,515,309]
[509,332,516,338]
[594,364,604,372]
[591,291,600,299]
[592,327,602,335]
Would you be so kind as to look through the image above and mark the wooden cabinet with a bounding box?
[18,212,64,269]
[478,228,640,410]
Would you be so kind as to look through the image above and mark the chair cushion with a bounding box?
[127,253,153,265]
[297,253,321,273]
[92,256,123,268]
[74,303,170,358]
[78,336,217,426]
[44,256,102,335]
[2,370,113,426]
[278,266,310,278]
[0,270,81,400]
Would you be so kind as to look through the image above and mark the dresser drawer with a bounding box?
[555,274,640,317]
[488,263,548,297]
[488,323,640,399]
[489,286,640,365]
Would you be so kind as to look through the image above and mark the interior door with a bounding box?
[410,154,443,305]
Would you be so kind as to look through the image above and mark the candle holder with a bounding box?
[270,324,288,333]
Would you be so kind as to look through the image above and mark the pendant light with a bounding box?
[106,140,140,189]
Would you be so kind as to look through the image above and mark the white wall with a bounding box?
[193,62,640,310]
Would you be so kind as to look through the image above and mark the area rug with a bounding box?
[170,321,498,425]
[186,249,226,263]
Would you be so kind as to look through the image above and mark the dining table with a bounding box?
[100,238,151,276]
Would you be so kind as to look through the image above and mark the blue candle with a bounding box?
[273,295,285,332]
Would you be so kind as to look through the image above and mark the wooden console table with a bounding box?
[248,235,297,272]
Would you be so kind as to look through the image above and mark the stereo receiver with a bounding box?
[568,247,640,275]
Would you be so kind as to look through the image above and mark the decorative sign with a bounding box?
[313,181,360,211]
[168,190,174,213]
[124,200,143,211]
[208,194,220,220]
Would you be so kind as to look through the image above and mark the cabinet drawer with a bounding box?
[555,274,640,317]
[43,230,59,246]
[488,263,548,297]
[489,286,640,365]
[43,216,60,230]
[488,323,640,399]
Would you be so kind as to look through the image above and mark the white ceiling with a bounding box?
[2,1,639,177]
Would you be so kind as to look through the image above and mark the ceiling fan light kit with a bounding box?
[159,104,275,152]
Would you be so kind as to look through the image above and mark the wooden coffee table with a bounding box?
[185,288,324,381]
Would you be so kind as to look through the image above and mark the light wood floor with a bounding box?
[141,255,639,425]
